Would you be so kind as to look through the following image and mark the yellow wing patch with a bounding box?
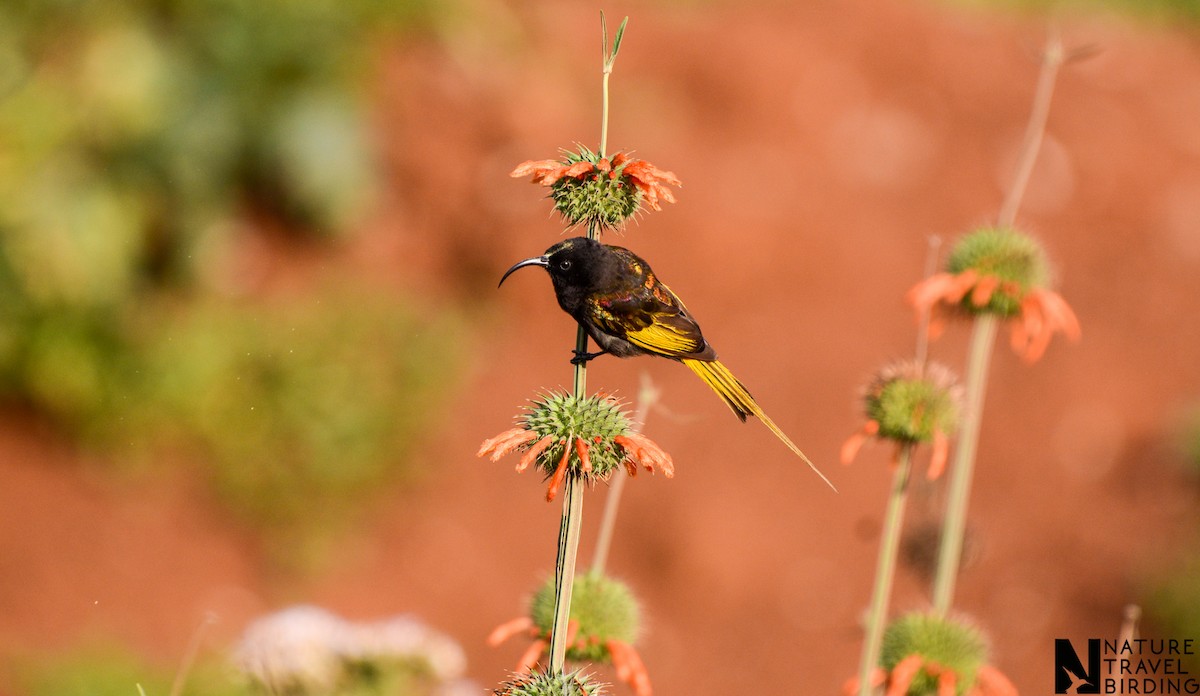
[625,318,703,356]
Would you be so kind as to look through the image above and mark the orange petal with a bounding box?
[617,433,675,477]
[575,438,591,473]
[510,159,561,178]
[516,638,548,673]
[927,312,948,341]
[974,665,1019,696]
[563,161,594,179]
[487,616,535,646]
[927,430,949,480]
[906,273,958,314]
[478,428,537,461]
[843,668,888,696]
[1016,294,1050,363]
[545,441,571,502]
[970,275,1000,307]
[946,269,980,303]
[840,420,879,465]
[608,640,653,696]
[885,655,925,696]
[1038,289,1081,341]
[937,670,957,696]
[517,435,556,473]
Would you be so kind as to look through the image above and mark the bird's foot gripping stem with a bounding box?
[570,348,609,366]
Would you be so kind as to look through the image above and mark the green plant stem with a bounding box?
[856,447,913,696]
[548,287,593,675]
[930,32,1065,616]
[600,69,611,158]
[547,12,626,674]
[931,314,998,615]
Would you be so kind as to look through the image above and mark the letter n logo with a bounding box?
[1055,638,1100,693]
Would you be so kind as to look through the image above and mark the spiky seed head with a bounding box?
[880,613,989,695]
[946,226,1051,317]
[494,668,604,696]
[529,573,640,663]
[550,147,641,230]
[523,392,632,483]
[864,361,962,445]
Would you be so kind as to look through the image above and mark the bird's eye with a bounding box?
[559,260,572,271]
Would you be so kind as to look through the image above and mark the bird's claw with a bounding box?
[571,348,607,366]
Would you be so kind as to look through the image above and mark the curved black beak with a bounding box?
[498,255,549,287]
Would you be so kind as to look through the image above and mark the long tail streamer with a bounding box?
[683,358,836,491]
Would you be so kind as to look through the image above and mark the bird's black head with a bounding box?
[498,237,615,314]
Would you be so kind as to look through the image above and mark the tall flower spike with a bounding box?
[511,147,680,232]
[841,360,963,480]
[843,612,1018,696]
[490,573,651,696]
[907,226,1080,363]
[478,392,674,501]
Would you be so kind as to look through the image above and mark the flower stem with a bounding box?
[997,30,1065,229]
[548,469,584,673]
[591,374,660,576]
[547,14,627,672]
[931,31,1065,616]
[548,275,593,674]
[931,313,998,615]
[855,447,913,696]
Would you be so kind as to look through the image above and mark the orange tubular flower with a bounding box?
[840,360,962,480]
[844,612,1019,696]
[478,392,674,501]
[907,226,1080,363]
[489,574,651,696]
[511,146,680,231]
[844,656,1018,696]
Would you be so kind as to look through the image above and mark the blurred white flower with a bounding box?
[231,605,469,695]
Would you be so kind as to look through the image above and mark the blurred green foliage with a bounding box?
[132,292,463,549]
[19,646,233,696]
[1182,406,1200,475]
[0,0,463,558]
[19,642,454,696]
[946,0,1200,22]
[1146,553,1200,673]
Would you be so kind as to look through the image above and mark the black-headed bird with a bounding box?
[500,236,833,489]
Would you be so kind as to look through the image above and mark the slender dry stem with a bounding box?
[998,31,1065,229]
[168,613,216,696]
[591,374,660,575]
[931,30,1066,615]
[855,448,914,696]
[931,314,998,614]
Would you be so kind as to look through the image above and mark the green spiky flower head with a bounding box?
[529,573,640,664]
[511,148,680,233]
[477,391,674,501]
[523,392,632,481]
[494,668,604,696]
[550,147,640,230]
[946,226,1051,317]
[864,361,962,445]
[880,613,989,695]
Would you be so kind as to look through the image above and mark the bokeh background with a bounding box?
[2,0,1200,693]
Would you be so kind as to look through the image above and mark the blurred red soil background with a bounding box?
[4,0,1200,693]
